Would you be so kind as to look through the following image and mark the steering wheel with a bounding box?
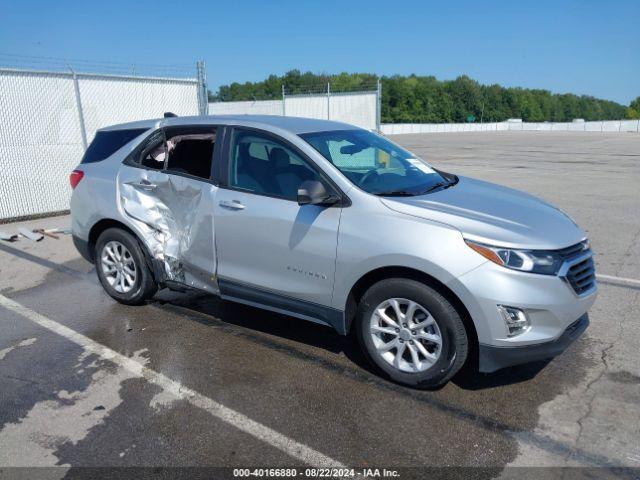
[359,169,380,187]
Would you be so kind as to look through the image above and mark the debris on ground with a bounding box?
[47,227,72,235]
[0,226,71,243]
[33,229,59,239]
[17,228,44,242]
[0,230,18,242]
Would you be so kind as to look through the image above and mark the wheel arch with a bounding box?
[87,218,163,283]
[88,218,139,262]
[344,266,479,365]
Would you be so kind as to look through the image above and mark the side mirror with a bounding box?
[297,180,339,206]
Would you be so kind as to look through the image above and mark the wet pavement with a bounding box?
[0,132,638,478]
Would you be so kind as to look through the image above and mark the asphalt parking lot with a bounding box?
[0,131,638,478]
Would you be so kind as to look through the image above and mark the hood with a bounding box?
[380,176,586,250]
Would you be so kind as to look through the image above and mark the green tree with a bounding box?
[626,97,640,119]
[210,71,629,123]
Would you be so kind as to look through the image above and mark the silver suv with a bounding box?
[70,115,597,388]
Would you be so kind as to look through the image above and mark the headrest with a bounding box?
[269,147,290,168]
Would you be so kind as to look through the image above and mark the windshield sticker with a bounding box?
[407,158,436,174]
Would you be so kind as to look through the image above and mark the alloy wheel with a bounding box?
[100,240,137,294]
[369,298,443,373]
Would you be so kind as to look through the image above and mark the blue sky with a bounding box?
[1,0,638,104]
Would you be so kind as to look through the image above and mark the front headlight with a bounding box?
[465,240,563,275]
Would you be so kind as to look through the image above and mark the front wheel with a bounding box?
[355,278,468,388]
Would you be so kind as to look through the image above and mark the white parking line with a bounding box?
[0,293,345,468]
[0,337,37,360]
[596,274,640,286]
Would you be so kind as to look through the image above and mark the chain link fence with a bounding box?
[208,82,381,131]
[0,59,205,221]
[380,119,640,135]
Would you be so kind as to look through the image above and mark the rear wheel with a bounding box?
[355,278,468,388]
[95,228,157,305]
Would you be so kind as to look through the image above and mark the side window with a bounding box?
[138,130,166,170]
[229,130,320,200]
[82,128,147,164]
[165,128,216,180]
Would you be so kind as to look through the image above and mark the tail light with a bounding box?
[69,169,84,189]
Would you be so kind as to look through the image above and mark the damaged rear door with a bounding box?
[117,126,220,293]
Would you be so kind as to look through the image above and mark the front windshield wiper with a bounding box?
[372,190,417,197]
[416,179,457,195]
[373,177,458,197]
[418,182,448,194]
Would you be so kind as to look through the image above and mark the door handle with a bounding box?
[219,199,245,210]
[137,179,157,191]
[125,180,157,191]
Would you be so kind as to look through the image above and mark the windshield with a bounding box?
[300,129,454,196]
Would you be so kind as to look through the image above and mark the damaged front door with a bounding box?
[118,127,219,293]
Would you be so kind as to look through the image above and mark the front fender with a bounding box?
[332,205,486,310]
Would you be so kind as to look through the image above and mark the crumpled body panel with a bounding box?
[118,166,217,292]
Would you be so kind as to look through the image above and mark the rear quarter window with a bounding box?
[81,129,148,164]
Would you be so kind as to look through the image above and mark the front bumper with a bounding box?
[445,255,597,373]
[449,258,597,346]
[478,313,589,372]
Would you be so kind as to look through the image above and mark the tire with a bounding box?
[355,278,468,388]
[95,228,158,305]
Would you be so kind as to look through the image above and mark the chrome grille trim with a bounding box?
[555,241,589,258]
[557,248,596,297]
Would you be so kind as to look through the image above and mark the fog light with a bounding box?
[497,305,531,337]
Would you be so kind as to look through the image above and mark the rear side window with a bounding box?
[166,129,216,180]
[81,128,147,164]
[138,130,166,170]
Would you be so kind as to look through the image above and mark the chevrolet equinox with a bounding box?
[70,115,597,388]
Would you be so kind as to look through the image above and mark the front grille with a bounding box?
[555,241,595,296]
[565,255,596,295]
